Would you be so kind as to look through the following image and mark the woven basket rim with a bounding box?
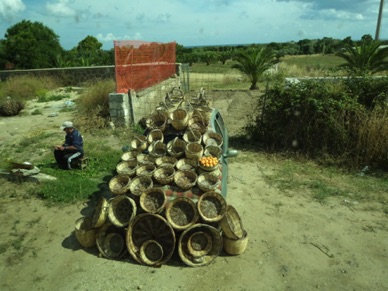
[197,191,227,222]
[108,195,137,227]
[220,205,245,240]
[139,240,164,266]
[165,197,199,230]
[139,188,167,214]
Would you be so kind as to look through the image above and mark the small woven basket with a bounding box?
[140,188,167,214]
[139,240,164,266]
[75,216,97,248]
[170,108,189,131]
[108,195,137,227]
[204,145,222,159]
[175,158,197,171]
[174,169,197,190]
[146,112,167,132]
[116,160,138,177]
[135,163,156,177]
[92,197,109,228]
[185,142,203,161]
[129,175,153,196]
[121,150,140,162]
[108,174,131,195]
[183,128,202,144]
[130,135,148,152]
[136,153,156,165]
[96,223,127,260]
[203,131,223,148]
[147,129,164,144]
[188,115,208,134]
[197,191,227,223]
[197,172,220,192]
[219,205,245,240]
[187,231,213,257]
[155,156,177,168]
[165,197,199,231]
[148,141,167,158]
[223,230,249,255]
[153,165,175,185]
[167,137,186,158]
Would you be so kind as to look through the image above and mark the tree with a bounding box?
[2,20,63,69]
[232,47,277,90]
[336,38,388,75]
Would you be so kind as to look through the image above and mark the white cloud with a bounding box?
[46,0,76,17]
[0,0,25,22]
[96,32,143,42]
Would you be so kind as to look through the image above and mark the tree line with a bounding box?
[0,20,387,70]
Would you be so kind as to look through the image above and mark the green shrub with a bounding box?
[0,99,25,116]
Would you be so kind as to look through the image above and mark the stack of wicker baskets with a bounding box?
[74,91,247,267]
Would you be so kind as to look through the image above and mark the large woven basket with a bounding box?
[167,137,186,158]
[139,188,167,214]
[219,205,245,240]
[185,142,203,161]
[92,197,109,228]
[96,223,127,259]
[223,230,248,255]
[116,160,138,177]
[174,169,197,190]
[108,174,131,195]
[108,195,137,227]
[75,216,97,248]
[165,197,199,231]
[129,175,153,196]
[126,213,176,266]
[146,112,167,132]
[197,172,220,192]
[130,135,148,152]
[153,165,175,185]
[178,223,222,267]
[197,191,227,223]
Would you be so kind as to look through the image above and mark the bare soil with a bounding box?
[0,91,387,291]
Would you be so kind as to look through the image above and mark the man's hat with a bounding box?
[60,121,74,130]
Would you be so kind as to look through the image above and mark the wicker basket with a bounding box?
[135,163,156,177]
[174,170,197,190]
[203,131,223,148]
[204,145,222,159]
[167,137,186,158]
[178,223,222,267]
[126,213,176,265]
[75,216,97,248]
[155,156,177,168]
[188,115,209,134]
[140,188,167,214]
[148,141,167,158]
[108,174,131,195]
[183,128,202,144]
[116,160,138,177]
[108,195,137,227]
[92,197,109,228]
[197,191,227,223]
[136,153,156,165]
[121,150,140,162]
[219,205,245,240]
[185,142,203,161]
[175,158,197,171]
[170,108,189,131]
[129,175,153,196]
[96,223,127,259]
[223,230,248,255]
[139,240,164,266]
[165,197,199,231]
[147,129,164,144]
[153,165,175,185]
[146,112,167,132]
[197,172,220,192]
[130,135,148,152]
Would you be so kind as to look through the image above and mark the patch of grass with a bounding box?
[31,109,43,115]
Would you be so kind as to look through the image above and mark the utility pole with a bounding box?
[375,0,385,40]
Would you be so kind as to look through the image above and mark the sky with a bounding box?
[0,0,387,50]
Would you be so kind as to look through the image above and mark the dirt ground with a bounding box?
[0,91,387,291]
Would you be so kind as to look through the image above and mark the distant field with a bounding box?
[282,54,346,69]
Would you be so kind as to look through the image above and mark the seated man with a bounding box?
[54,121,84,170]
